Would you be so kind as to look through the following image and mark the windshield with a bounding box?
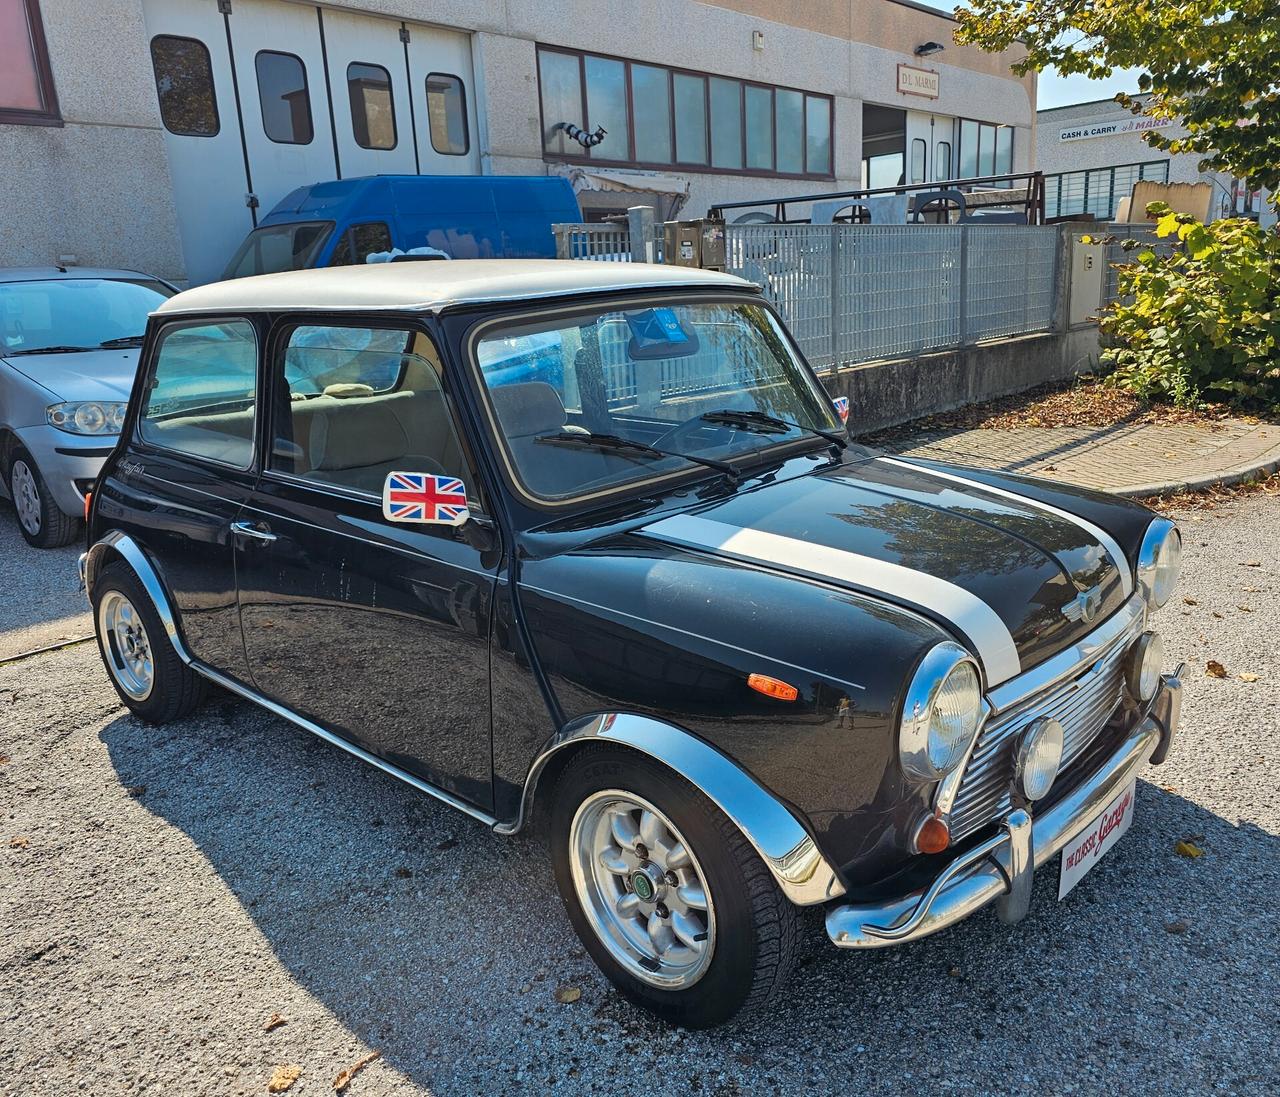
[222,221,332,279]
[473,299,839,502]
[0,278,172,355]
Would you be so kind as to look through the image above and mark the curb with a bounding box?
[1109,445,1280,499]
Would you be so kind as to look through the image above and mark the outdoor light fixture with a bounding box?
[914,41,945,57]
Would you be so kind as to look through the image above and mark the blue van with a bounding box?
[221,175,580,279]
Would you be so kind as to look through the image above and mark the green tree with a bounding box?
[953,0,1280,197]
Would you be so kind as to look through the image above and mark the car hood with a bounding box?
[2,348,139,402]
[634,455,1133,686]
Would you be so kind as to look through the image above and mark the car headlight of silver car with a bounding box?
[46,401,126,436]
[1137,518,1181,610]
[899,642,986,781]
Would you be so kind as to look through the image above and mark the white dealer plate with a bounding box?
[1058,780,1137,900]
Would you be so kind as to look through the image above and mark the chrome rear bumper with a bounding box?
[826,670,1182,949]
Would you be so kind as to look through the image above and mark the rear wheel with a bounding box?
[8,449,79,548]
[550,747,799,1028]
[92,562,206,723]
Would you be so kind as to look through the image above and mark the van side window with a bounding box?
[139,321,257,467]
[425,73,469,155]
[329,222,393,267]
[270,325,476,503]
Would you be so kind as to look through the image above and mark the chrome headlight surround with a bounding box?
[1137,518,1181,610]
[46,401,126,436]
[899,642,986,782]
[1125,630,1165,702]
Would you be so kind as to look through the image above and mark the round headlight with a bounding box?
[900,644,985,781]
[1138,520,1181,609]
[1125,630,1164,701]
[1015,717,1064,801]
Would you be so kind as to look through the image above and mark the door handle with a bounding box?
[230,520,277,543]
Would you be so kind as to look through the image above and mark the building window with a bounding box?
[910,138,927,184]
[255,51,312,145]
[536,45,834,179]
[0,0,59,126]
[956,118,1013,179]
[150,35,219,137]
[347,61,395,150]
[425,73,468,155]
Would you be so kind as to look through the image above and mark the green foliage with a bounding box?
[953,0,1280,195]
[1099,204,1280,408]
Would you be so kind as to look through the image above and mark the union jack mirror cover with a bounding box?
[382,471,470,526]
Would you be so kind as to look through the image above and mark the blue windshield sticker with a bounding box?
[626,308,690,348]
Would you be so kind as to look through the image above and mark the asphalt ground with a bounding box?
[2,493,1278,1096]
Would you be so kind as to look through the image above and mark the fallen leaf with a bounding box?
[9,835,29,849]
[1211,611,1224,619]
[267,1065,301,1093]
[1164,920,1189,935]
[1237,605,1253,612]
[554,985,582,1004]
[1160,784,1178,793]
[947,965,963,978]
[435,836,458,852]
[125,785,146,798]
[1244,586,1261,593]
[1162,452,1179,459]
[1175,840,1204,859]
[263,1012,286,1032]
[1205,660,1228,678]
[394,867,412,879]
[1243,560,1261,567]
[333,1051,380,1092]
[0,754,10,765]
[1239,672,1260,683]
[1182,597,1199,606]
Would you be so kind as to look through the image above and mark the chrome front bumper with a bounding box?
[826,669,1182,949]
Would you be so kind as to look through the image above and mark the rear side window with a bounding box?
[347,61,396,149]
[150,35,219,137]
[139,321,257,467]
[425,73,468,155]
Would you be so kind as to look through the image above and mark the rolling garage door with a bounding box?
[143,0,481,284]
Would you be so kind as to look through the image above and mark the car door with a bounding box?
[235,318,497,811]
[123,317,262,680]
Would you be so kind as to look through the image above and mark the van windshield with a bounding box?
[223,221,332,279]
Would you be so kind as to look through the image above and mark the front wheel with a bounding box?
[549,747,799,1028]
[8,449,79,548]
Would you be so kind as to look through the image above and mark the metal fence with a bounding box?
[1101,223,1179,306]
[1043,160,1170,221]
[724,223,1059,371]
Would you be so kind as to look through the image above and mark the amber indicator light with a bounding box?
[83,491,93,523]
[747,673,799,702]
[914,816,951,855]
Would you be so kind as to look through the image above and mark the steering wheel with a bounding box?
[652,413,743,453]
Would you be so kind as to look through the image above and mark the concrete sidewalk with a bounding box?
[869,415,1280,497]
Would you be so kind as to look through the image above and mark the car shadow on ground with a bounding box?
[99,696,1280,1095]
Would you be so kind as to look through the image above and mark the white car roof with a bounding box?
[154,260,753,316]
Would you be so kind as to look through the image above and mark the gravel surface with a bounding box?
[0,499,89,660]
[3,493,1278,1096]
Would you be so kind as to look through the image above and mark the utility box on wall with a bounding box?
[663,220,726,270]
[1069,234,1106,326]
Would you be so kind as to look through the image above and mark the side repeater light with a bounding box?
[747,673,799,702]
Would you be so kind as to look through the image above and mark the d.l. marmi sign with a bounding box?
[897,64,939,99]
[1058,116,1174,143]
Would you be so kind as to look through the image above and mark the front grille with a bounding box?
[948,635,1131,841]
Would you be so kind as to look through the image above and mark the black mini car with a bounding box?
[82,260,1183,1027]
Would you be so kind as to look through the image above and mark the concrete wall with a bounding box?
[0,0,185,281]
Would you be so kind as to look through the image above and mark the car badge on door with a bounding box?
[382,472,470,526]
[1063,585,1103,624]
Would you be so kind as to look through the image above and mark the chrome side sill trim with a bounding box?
[826,677,1178,950]
[192,662,499,827]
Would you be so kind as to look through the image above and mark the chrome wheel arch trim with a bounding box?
[496,712,846,907]
[85,531,193,665]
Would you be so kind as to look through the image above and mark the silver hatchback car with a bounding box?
[0,268,174,547]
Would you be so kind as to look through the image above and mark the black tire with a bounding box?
[7,448,80,548]
[91,561,206,723]
[549,747,799,1028]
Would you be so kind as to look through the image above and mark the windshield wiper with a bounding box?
[536,430,741,481]
[6,344,96,356]
[699,408,847,449]
[98,335,145,348]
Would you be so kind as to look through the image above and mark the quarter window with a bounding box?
[271,325,474,502]
[256,50,312,145]
[0,0,59,125]
[347,61,396,150]
[425,72,468,155]
[139,321,257,467]
[150,35,219,137]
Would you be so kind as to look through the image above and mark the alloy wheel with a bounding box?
[98,591,155,701]
[11,459,42,536]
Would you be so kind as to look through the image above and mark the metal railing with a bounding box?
[1044,160,1170,221]
[1100,223,1178,307]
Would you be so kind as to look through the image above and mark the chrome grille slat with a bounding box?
[947,624,1135,841]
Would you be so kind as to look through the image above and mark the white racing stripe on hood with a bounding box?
[644,512,1022,685]
[877,458,1134,598]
